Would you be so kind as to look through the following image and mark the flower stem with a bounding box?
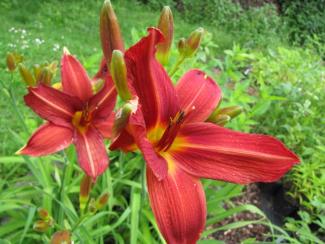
[169,55,185,77]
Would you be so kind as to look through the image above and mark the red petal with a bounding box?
[61,53,93,101]
[125,28,179,129]
[94,113,115,139]
[74,126,109,180]
[109,129,135,152]
[24,84,81,127]
[128,109,168,180]
[89,76,116,120]
[170,123,299,184]
[18,122,73,156]
[176,69,221,122]
[110,106,168,180]
[147,166,206,244]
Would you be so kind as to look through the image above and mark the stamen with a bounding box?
[155,111,185,152]
[72,104,93,133]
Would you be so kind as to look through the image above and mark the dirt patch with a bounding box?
[209,184,270,243]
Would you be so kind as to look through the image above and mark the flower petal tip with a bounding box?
[15,147,24,155]
[63,47,70,55]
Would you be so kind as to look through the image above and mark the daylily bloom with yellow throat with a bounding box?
[110,28,299,243]
[17,49,116,180]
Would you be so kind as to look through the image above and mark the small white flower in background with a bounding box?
[53,43,60,52]
[9,27,15,32]
[8,43,17,48]
[21,44,29,50]
[35,38,45,45]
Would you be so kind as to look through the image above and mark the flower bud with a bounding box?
[110,50,132,101]
[156,6,174,65]
[100,0,124,62]
[214,114,231,126]
[177,38,186,55]
[184,27,204,57]
[33,64,42,81]
[80,175,92,212]
[88,198,97,213]
[6,53,16,71]
[217,106,243,119]
[96,192,109,210]
[112,98,138,139]
[48,61,58,74]
[92,78,105,93]
[18,64,36,87]
[38,67,53,85]
[51,230,71,244]
[37,208,50,221]
[33,220,50,232]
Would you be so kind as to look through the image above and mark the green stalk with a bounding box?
[57,151,69,226]
[169,55,185,77]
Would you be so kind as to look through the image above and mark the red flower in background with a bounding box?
[17,50,116,180]
[110,28,299,243]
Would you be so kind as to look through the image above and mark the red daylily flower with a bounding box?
[18,51,117,180]
[110,28,299,243]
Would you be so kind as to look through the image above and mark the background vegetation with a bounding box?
[0,0,324,243]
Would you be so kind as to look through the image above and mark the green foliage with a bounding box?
[197,40,325,242]
[1,0,325,243]
[280,0,325,46]
[284,209,325,244]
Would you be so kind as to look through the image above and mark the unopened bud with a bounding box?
[51,230,71,244]
[184,27,204,57]
[33,64,42,81]
[156,6,174,65]
[38,208,50,221]
[217,106,243,119]
[6,53,16,71]
[38,67,53,85]
[100,0,124,62]
[177,38,186,55]
[18,64,36,87]
[33,220,49,232]
[110,50,132,101]
[214,114,231,126]
[88,198,97,213]
[96,193,109,210]
[80,175,92,212]
[92,78,105,93]
[112,98,138,138]
[48,61,58,74]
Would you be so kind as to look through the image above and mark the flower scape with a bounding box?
[13,1,299,243]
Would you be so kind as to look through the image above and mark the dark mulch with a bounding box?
[209,184,271,243]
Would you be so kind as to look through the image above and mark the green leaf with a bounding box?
[130,189,141,244]
[19,206,36,244]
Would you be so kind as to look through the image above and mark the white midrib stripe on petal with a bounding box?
[33,91,72,117]
[82,133,96,177]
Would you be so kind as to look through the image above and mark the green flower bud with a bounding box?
[110,50,132,101]
[18,64,36,87]
[156,6,174,65]
[100,0,124,62]
[184,27,204,57]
